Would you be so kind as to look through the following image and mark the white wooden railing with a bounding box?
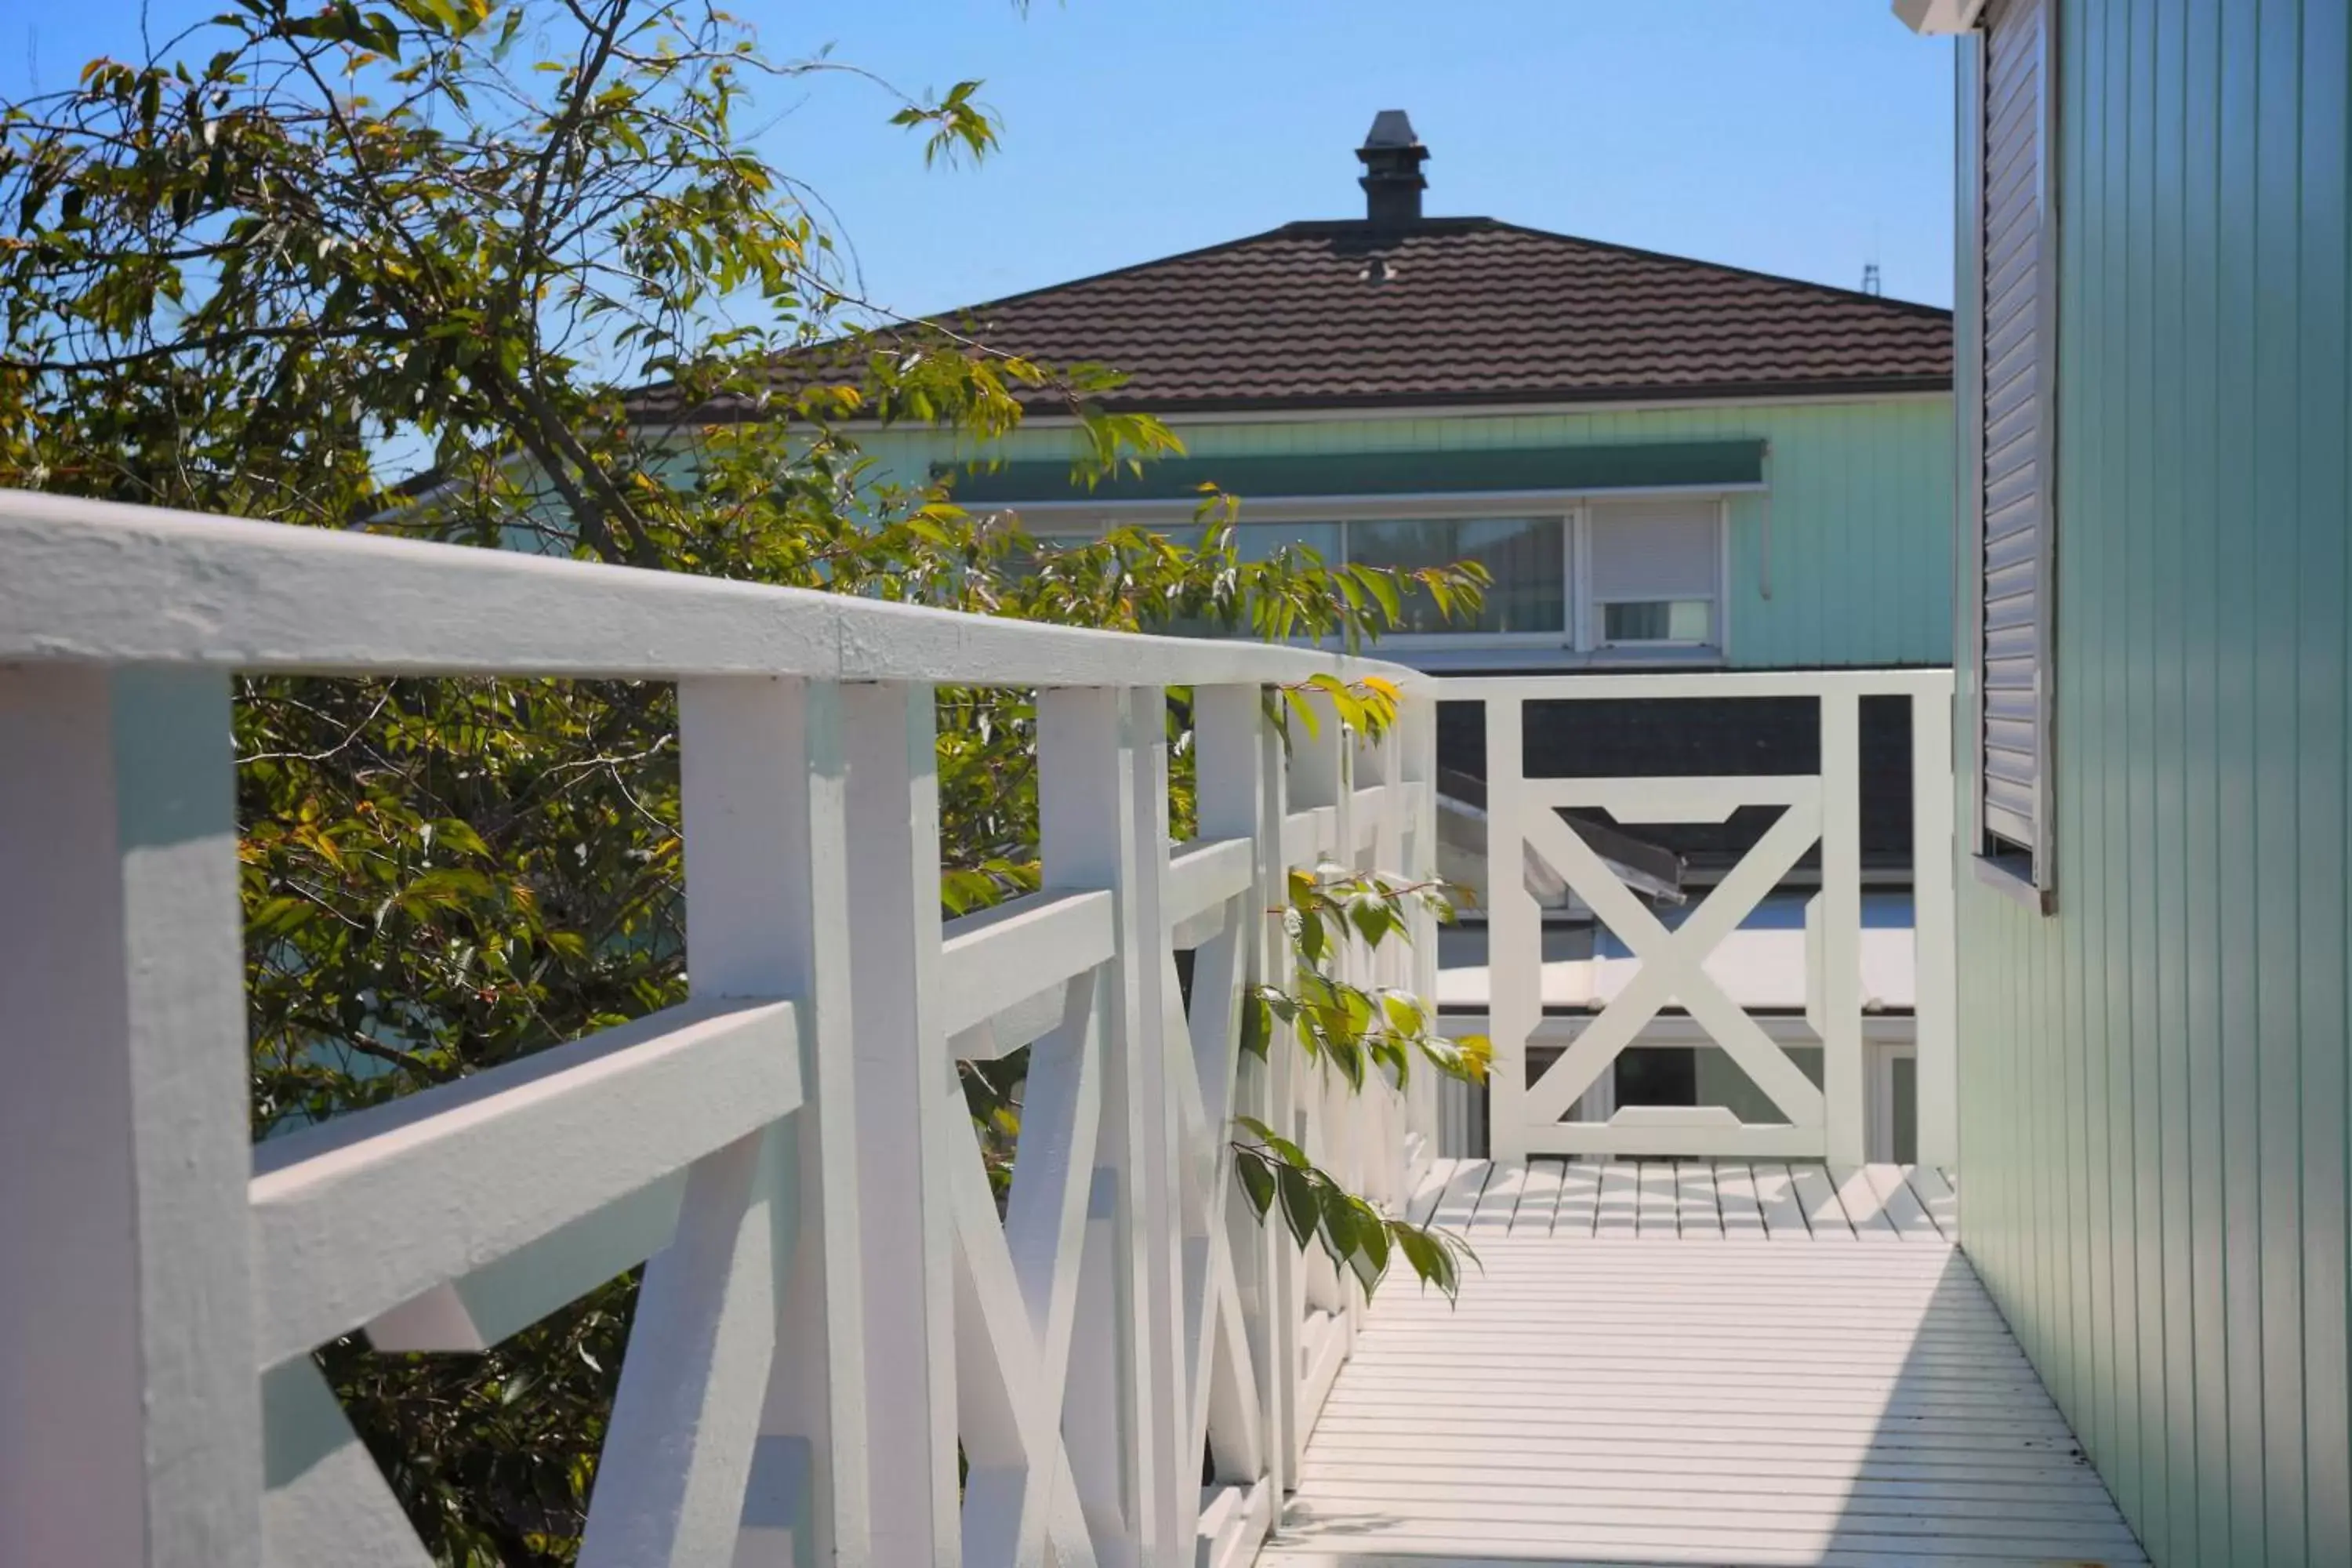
[0,492,1441,1568]
[1446,670,1958,1170]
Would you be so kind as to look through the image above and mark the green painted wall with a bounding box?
[862,395,1955,670]
[1950,3,2350,1564]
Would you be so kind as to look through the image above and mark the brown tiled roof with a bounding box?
[641,217,1951,421]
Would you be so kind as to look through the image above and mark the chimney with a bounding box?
[1356,110,1428,228]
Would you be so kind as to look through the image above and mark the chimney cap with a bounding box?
[1361,109,1422,150]
[1356,110,1428,228]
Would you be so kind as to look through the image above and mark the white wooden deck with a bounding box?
[1261,1160,2147,1568]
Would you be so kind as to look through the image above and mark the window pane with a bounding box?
[1347,516,1564,634]
[1602,599,1713,644]
[1588,499,1720,601]
[1213,521,1343,564]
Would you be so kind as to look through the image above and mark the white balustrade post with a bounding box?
[1399,695,1443,1188]
[1040,685,1180,1568]
[1819,691,1868,1168]
[1911,679,1961,1167]
[839,683,960,1568]
[1248,695,1304,1494]
[1193,684,1276,1508]
[1352,722,1406,1207]
[673,677,870,1568]
[1282,694,1352,1321]
[1483,695,1535,1163]
[0,666,263,1568]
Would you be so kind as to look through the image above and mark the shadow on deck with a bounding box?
[1259,1160,2144,1568]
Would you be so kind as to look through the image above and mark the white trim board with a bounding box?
[987,387,1955,430]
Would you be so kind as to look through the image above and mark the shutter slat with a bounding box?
[1985,459,2041,521]
[1985,620,2039,662]
[1984,394,2041,472]
[1985,592,2039,633]
[1984,245,2043,338]
[1987,692,2038,726]
[1985,122,2039,209]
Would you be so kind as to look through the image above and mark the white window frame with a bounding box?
[994,485,1741,661]
[1574,498,1730,654]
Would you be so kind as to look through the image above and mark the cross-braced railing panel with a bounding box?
[0,494,1443,1568]
[1450,671,1958,1170]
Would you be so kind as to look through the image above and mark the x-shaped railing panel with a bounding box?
[1518,776,1829,1131]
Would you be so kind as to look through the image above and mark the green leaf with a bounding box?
[1275,1165,1318,1250]
[1236,1155,1276,1218]
[1317,1187,1362,1267]
[1240,992,1272,1059]
[1381,990,1425,1040]
[1393,1225,1456,1298]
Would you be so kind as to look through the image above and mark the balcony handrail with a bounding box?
[0,487,1429,691]
[1437,666,1954,700]
[0,490,1442,1568]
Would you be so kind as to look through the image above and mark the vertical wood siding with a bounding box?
[1952,2,2351,1563]
[865,397,1955,670]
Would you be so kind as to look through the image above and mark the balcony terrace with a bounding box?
[0,493,2139,1567]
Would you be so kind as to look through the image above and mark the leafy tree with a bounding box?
[2,1,1486,1560]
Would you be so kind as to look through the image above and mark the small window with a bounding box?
[1585,499,1722,648]
[1603,600,1713,643]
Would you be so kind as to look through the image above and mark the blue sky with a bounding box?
[9,2,1960,316]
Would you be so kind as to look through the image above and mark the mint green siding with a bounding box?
[863,396,1953,670]
[1951,3,2350,1565]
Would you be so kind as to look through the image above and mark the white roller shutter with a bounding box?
[1587,500,1721,602]
[1978,0,2053,862]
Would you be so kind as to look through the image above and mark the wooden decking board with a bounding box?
[1465,1160,1531,1234]
[1294,1459,2125,1497]
[1511,1159,1563,1236]
[1787,1161,1858,1239]
[1861,1162,1943,1238]
[1264,1211,2145,1567]
[1425,1158,1490,1229]
[1671,1160,1723,1237]
[1829,1163,1904,1240]
[1552,1160,1600,1236]
[1292,1474,2130,1515]
[1341,1356,2051,1387]
[1402,1156,1458,1226]
[1711,1160,1769,1236]
[1907,1162,1963,1236]
[1634,1160,1680,1235]
[1749,1160,1813,1236]
[1279,1494,2144,1546]
[1297,1450,2121,1486]
[1265,1553,2114,1568]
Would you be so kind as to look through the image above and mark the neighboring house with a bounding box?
[853,113,1956,681]
[1901,1,2351,1563]
[836,113,1963,1152]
